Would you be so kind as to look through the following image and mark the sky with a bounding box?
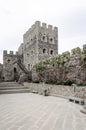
[0,0,86,63]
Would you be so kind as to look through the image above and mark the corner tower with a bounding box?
[3,50,17,81]
[23,21,58,70]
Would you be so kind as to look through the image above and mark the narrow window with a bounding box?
[43,49,46,53]
[7,59,10,63]
[43,36,45,40]
[50,50,53,55]
[50,38,53,42]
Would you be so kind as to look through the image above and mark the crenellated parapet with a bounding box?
[59,45,86,64]
[3,50,17,55]
[35,21,58,32]
[62,51,70,58]
[24,21,58,38]
[60,45,86,60]
[71,47,81,56]
[61,45,86,61]
[3,50,7,55]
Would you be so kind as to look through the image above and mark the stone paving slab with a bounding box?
[0,93,86,130]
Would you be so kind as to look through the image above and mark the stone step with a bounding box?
[0,82,22,87]
[0,82,30,94]
[0,86,28,90]
[0,88,30,94]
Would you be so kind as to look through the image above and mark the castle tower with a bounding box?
[3,50,17,81]
[23,21,58,70]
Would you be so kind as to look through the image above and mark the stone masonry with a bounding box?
[32,45,86,85]
[3,50,18,81]
[23,21,58,70]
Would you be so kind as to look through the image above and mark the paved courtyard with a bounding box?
[0,93,86,130]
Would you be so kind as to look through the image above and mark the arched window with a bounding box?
[50,50,53,55]
[7,59,10,63]
[49,37,54,44]
[43,49,46,53]
[41,34,47,42]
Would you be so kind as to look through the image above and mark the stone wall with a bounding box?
[24,82,86,98]
[18,43,24,55]
[0,63,3,81]
[32,44,86,85]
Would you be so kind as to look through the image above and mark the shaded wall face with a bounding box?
[23,42,38,70]
[0,64,3,81]
[3,53,17,81]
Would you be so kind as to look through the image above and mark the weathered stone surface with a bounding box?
[32,46,86,85]
[23,21,58,70]
[18,73,28,84]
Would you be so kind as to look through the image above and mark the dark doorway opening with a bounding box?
[14,67,17,73]
[14,67,19,81]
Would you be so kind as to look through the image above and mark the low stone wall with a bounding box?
[24,82,86,99]
[24,82,75,98]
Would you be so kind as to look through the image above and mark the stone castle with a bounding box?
[2,21,58,81]
[0,21,86,85]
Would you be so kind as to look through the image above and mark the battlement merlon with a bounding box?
[3,50,17,55]
[3,50,7,55]
[71,47,81,55]
[23,21,58,38]
[36,21,58,32]
[83,44,86,51]
[10,51,14,55]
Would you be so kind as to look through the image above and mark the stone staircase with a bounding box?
[0,82,30,94]
[13,55,32,81]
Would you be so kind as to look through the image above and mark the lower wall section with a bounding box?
[24,82,86,99]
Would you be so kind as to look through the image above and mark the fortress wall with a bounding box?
[32,44,86,85]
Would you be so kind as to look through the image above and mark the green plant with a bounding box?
[63,80,73,86]
[83,57,86,62]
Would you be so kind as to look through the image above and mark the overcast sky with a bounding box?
[0,0,86,63]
